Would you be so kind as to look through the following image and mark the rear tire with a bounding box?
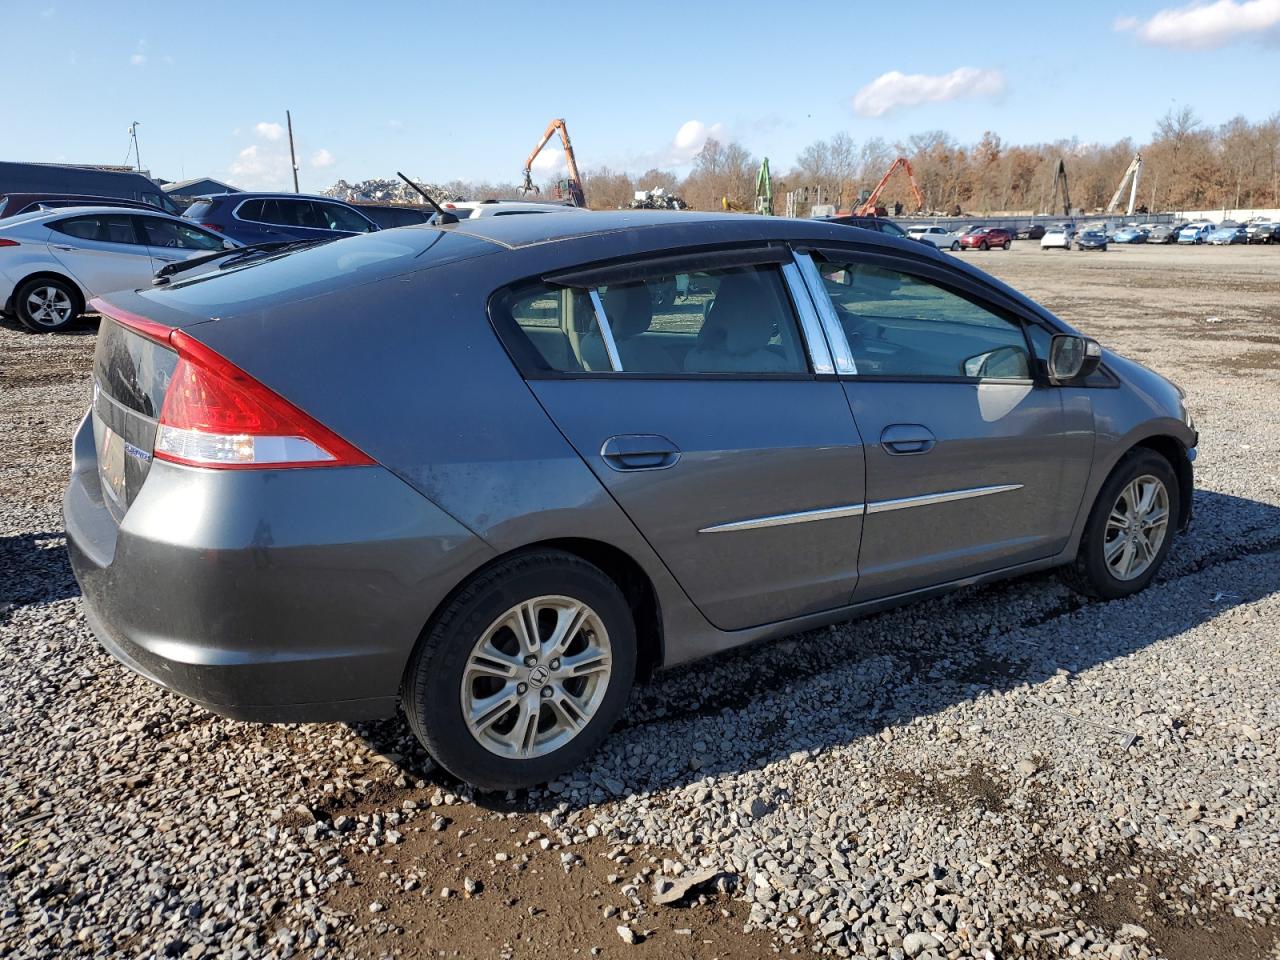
[402,550,637,790]
[1062,449,1178,600]
[14,276,82,332]
[1002,240,1011,250]
[950,241,960,251]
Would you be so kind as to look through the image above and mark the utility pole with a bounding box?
[286,110,300,193]
[128,121,142,173]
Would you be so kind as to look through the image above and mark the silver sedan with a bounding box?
[0,206,235,331]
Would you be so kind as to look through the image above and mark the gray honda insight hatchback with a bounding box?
[65,212,1196,788]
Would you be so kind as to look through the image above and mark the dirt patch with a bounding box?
[1018,850,1279,960]
[324,800,776,959]
[887,763,1011,813]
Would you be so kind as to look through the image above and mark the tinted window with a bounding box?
[183,200,214,221]
[138,217,225,250]
[877,221,907,237]
[500,263,808,376]
[316,202,374,233]
[813,256,1031,379]
[51,213,139,245]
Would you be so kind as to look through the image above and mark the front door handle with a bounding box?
[600,434,681,471]
[881,424,936,455]
[52,244,75,252]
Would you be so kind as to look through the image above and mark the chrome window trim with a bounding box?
[793,251,857,374]
[865,483,1023,514]
[698,502,866,534]
[780,260,834,375]
[587,289,623,372]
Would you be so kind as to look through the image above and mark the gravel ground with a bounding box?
[2,243,1278,960]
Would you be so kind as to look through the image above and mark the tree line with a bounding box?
[582,107,1280,215]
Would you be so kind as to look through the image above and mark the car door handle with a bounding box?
[153,255,183,262]
[600,434,681,471]
[881,424,936,455]
[52,244,75,252]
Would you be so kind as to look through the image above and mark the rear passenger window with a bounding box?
[51,214,139,245]
[497,263,809,376]
[813,256,1031,380]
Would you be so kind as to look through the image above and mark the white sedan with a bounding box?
[1040,224,1076,251]
[0,206,235,332]
[905,224,960,250]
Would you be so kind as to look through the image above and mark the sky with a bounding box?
[4,0,1279,193]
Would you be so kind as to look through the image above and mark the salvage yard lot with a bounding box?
[1,242,1278,960]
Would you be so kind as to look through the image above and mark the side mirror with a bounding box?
[1049,334,1102,383]
[222,239,237,250]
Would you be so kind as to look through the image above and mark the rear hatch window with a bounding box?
[182,200,213,221]
[91,318,177,520]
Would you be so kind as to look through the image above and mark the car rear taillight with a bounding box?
[199,223,221,232]
[90,297,374,470]
[0,239,18,248]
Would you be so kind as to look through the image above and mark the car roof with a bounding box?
[440,209,934,251]
[196,191,355,202]
[5,204,182,222]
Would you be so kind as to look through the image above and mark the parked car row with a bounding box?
[1,171,590,332]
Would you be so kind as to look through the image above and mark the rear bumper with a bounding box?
[65,411,494,722]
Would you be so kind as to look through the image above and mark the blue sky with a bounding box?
[4,1,1279,191]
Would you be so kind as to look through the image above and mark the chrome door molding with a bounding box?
[698,502,866,534]
[780,260,834,375]
[792,251,857,375]
[699,483,1022,533]
[865,483,1023,515]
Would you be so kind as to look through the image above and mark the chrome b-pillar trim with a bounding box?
[587,289,623,372]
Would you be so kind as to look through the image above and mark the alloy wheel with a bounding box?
[1103,474,1170,581]
[25,285,74,327]
[461,596,612,759]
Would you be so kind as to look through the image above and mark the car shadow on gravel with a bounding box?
[0,531,81,619]
[352,489,1280,807]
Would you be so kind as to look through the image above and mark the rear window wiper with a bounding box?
[152,238,334,285]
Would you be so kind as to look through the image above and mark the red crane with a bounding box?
[520,118,586,208]
[855,157,925,217]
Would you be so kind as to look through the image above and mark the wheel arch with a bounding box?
[10,270,87,314]
[1131,434,1194,531]
[417,537,665,685]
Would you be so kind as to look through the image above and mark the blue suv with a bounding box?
[182,192,378,244]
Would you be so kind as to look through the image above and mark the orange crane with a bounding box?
[855,157,925,217]
[520,118,586,207]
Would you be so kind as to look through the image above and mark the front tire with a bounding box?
[979,241,989,251]
[402,550,637,790]
[1002,240,1011,250]
[950,241,960,251]
[1063,449,1178,600]
[14,276,83,332]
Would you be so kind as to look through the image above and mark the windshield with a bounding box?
[182,200,213,221]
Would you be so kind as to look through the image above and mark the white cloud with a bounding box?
[130,53,146,66]
[228,143,295,191]
[851,67,1006,118]
[255,121,285,141]
[310,148,334,169]
[531,146,567,176]
[1114,0,1280,47]
[387,119,404,129]
[670,120,726,163]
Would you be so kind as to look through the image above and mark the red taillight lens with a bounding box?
[199,222,222,232]
[90,297,374,470]
[0,238,19,248]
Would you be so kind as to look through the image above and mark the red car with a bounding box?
[958,226,1013,250]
